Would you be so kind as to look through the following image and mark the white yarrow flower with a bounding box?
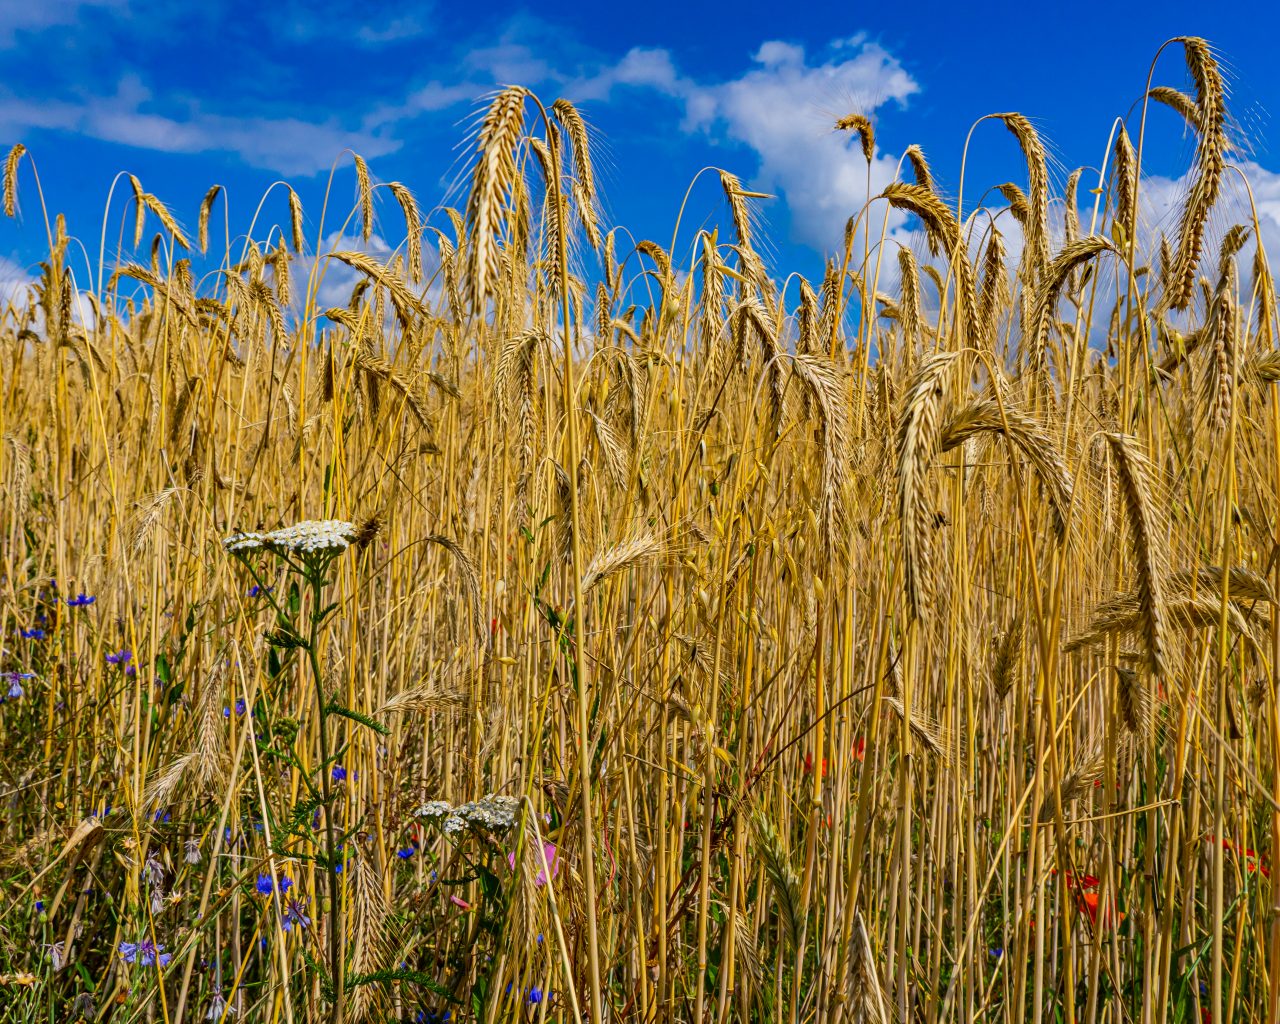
[415,800,453,820]
[223,520,356,558]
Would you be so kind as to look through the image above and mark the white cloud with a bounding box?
[1137,159,1280,281]
[0,78,400,176]
[678,39,920,254]
[560,36,921,255]
[568,47,688,102]
[0,254,33,308]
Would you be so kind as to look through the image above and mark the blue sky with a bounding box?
[2,0,1279,297]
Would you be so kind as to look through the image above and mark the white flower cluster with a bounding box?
[223,520,357,558]
[416,794,520,835]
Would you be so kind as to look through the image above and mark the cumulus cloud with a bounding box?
[555,36,921,254]
[680,39,919,253]
[1137,159,1280,278]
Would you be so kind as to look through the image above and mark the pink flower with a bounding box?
[450,894,472,911]
[507,842,559,887]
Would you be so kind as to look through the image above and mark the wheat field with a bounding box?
[0,34,1277,1024]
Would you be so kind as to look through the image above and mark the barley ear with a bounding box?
[896,352,956,618]
[4,142,25,217]
[835,113,875,162]
[198,184,222,254]
[1165,37,1227,311]
[1106,433,1169,679]
[753,812,803,953]
[352,152,374,243]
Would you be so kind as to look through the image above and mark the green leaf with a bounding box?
[301,948,334,1000]
[265,627,306,650]
[323,702,390,735]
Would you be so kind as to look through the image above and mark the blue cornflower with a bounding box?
[105,648,132,666]
[66,593,96,607]
[989,947,1004,958]
[235,698,247,716]
[118,939,171,967]
[396,846,415,860]
[331,765,347,782]
[35,900,44,913]
[256,872,294,896]
[528,987,543,1005]
[20,627,45,639]
[4,671,33,699]
[247,584,273,598]
[282,897,311,932]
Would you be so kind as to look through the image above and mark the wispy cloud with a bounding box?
[0,77,400,176]
[0,0,127,45]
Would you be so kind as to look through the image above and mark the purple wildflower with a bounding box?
[66,593,96,607]
[4,671,33,699]
[20,627,45,639]
[282,897,311,932]
[106,648,132,667]
[119,939,171,967]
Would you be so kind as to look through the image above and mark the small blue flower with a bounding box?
[106,648,132,666]
[66,593,96,608]
[21,627,45,639]
[236,698,247,716]
[396,846,415,860]
[4,671,33,699]
[119,939,170,967]
[282,897,311,932]
[528,987,543,1004]
[331,765,347,782]
[35,900,44,913]
[989,947,1003,958]
[247,584,273,598]
[255,872,290,896]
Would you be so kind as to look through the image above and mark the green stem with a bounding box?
[305,570,345,1024]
